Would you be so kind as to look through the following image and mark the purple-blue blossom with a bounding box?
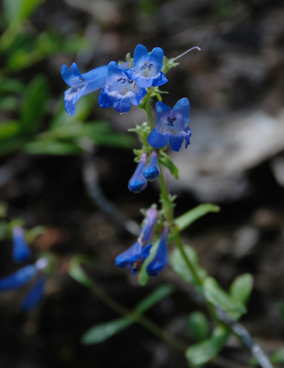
[148,98,191,152]
[21,276,46,311]
[99,61,146,113]
[143,151,160,180]
[128,153,148,193]
[12,226,31,262]
[115,207,158,273]
[61,62,108,115]
[147,227,169,276]
[127,44,168,88]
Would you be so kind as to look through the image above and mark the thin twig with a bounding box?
[216,307,274,368]
[80,139,140,236]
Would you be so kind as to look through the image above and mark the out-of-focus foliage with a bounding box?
[0,0,133,157]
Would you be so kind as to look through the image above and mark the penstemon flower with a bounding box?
[147,227,168,276]
[127,44,168,88]
[148,98,191,152]
[61,63,108,115]
[115,207,158,273]
[0,228,49,310]
[143,151,160,181]
[99,61,147,113]
[128,153,148,193]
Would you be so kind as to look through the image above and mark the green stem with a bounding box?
[88,278,185,351]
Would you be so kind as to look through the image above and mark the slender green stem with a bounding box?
[87,278,186,351]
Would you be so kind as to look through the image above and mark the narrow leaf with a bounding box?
[134,285,173,314]
[82,318,132,345]
[186,326,229,366]
[170,245,207,285]
[20,75,48,134]
[159,152,179,179]
[69,258,93,288]
[187,311,210,342]
[175,204,220,232]
[204,277,245,319]
[230,274,253,305]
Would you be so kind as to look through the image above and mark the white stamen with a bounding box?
[172,46,201,62]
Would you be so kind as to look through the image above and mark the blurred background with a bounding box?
[0,0,284,367]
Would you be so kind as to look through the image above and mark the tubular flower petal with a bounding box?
[115,242,152,273]
[128,153,148,193]
[12,226,31,263]
[115,207,158,273]
[99,61,146,113]
[138,207,158,245]
[21,277,46,311]
[61,62,108,115]
[143,151,160,180]
[148,98,191,152]
[0,265,37,291]
[128,44,168,88]
[147,228,169,276]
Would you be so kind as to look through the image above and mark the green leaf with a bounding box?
[0,97,18,111]
[187,311,210,342]
[0,78,24,93]
[175,204,220,232]
[3,0,43,27]
[20,75,48,134]
[82,317,132,345]
[159,152,179,179]
[69,257,93,288]
[24,140,81,155]
[186,326,229,367]
[230,274,253,305]
[0,137,25,155]
[271,348,284,364]
[0,121,21,140]
[204,277,246,319]
[170,245,207,285]
[134,285,173,314]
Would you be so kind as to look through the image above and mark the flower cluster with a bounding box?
[61,44,167,115]
[61,43,194,278]
[0,226,47,310]
[115,208,168,276]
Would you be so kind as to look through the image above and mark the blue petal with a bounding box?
[60,63,82,87]
[149,47,164,71]
[131,87,147,105]
[169,135,184,152]
[98,91,113,108]
[82,65,108,85]
[143,152,160,181]
[0,265,37,291]
[134,76,154,89]
[115,242,143,268]
[133,44,148,66]
[21,277,46,311]
[152,73,168,87]
[184,127,192,148]
[139,208,158,245]
[148,128,168,149]
[113,98,132,113]
[128,156,148,193]
[147,230,168,276]
[155,101,171,121]
[173,97,191,123]
[12,227,31,263]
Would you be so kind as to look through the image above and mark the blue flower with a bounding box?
[128,153,148,193]
[147,228,168,276]
[99,61,147,113]
[0,265,37,291]
[128,44,168,88]
[115,242,152,273]
[12,226,31,263]
[61,62,108,115]
[115,207,158,273]
[148,98,191,152]
[21,276,46,310]
[143,151,160,180]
